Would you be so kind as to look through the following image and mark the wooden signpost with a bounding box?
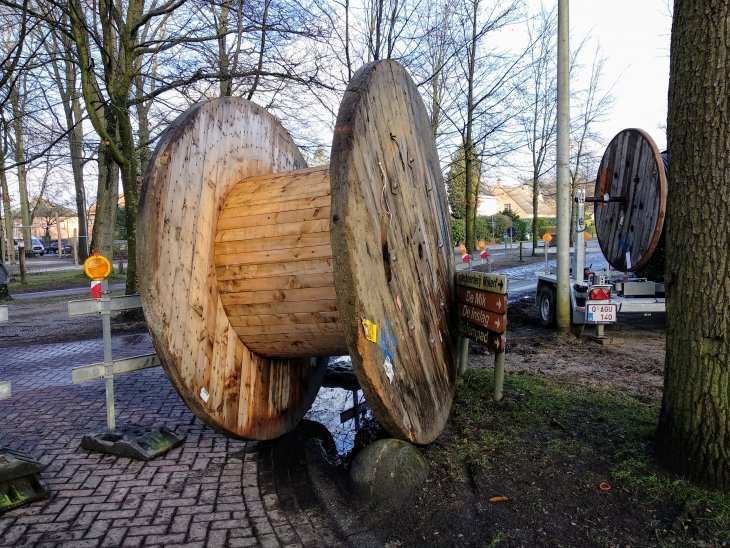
[456,271,508,400]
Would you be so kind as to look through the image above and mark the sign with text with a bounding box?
[458,319,505,353]
[456,287,506,314]
[458,303,506,334]
[456,271,508,294]
[456,271,508,349]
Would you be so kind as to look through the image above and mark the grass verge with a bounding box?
[423,369,730,544]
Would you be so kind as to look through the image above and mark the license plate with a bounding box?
[587,303,617,323]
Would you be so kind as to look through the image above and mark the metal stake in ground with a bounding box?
[83,251,115,428]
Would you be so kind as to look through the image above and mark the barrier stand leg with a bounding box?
[101,280,116,431]
[457,337,469,376]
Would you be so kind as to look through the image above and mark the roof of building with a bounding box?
[489,181,556,218]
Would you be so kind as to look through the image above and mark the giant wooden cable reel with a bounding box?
[137,61,457,444]
[594,128,668,281]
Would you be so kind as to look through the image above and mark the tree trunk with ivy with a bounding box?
[92,130,119,261]
[655,0,730,490]
[69,0,139,293]
[0,148,14,265]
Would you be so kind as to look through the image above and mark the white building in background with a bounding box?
[478,181,556,219]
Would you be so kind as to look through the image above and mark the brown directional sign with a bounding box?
[457,303,506,334]
[456,271,508,349]
[457,319,505,353]
[456,287,506,314]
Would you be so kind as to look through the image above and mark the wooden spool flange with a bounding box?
[594,128,667,274]
[138,60,457,444]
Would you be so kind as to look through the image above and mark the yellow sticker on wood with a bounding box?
[361,319,378,343]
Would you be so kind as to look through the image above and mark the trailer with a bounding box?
[535,129,667,334]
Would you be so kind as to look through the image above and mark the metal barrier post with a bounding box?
[68,286,184,460]
[100,280,116,430]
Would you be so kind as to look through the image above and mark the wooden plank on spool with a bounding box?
[138,98,325,441]
[227,311,340,328]
[330,60,457,444]
[223,299,339,316]
[219,287,337,306]
[216,206,330,231]
[218,273,334,293]
[216,218,330,243]
[215,258,334,281]
[594,128,667,274]
[214,231,331,256]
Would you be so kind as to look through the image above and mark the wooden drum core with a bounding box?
[214,167,347,358]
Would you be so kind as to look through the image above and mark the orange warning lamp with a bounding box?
[83,249,112,281]
[458,244,467,255]
[478,240,486,251]
[542,233,553,244]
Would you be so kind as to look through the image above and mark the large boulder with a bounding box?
[349,438,429,502]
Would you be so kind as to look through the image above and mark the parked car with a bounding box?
[47,240,72,254]
[13,237,45,256]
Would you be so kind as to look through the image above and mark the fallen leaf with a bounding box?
[489,495,508,503]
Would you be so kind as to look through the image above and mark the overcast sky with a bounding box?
[570,0,672,149]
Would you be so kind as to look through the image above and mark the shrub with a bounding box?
[451,218,465,247]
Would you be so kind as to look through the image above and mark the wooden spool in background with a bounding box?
[138,60,457,444]
[594,128,667,279]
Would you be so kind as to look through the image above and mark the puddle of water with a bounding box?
[305,356,373,456]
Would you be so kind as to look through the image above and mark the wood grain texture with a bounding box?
[214,167,346,358]
[594,128,667,274]
[330,60,457,444]
[137,98,325,440]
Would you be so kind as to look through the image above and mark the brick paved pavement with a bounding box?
[0,334,344,547]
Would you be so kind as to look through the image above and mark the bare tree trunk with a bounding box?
[217,2,232,96]
[463,0,479,251]
[70,93,89,261]
[344,0,352,80]
[116,105,139,294]
[47,17,90,261]
[0,154,13,264]
[656,0,730,490]
[10,87,31,253]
